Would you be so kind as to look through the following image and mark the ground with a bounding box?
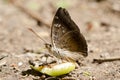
[0,0,120,80]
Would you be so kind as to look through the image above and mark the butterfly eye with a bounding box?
[49,44,52,47]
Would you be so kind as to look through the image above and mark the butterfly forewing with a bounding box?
[51,7,88,58]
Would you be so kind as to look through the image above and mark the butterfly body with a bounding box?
[46,7,88,62]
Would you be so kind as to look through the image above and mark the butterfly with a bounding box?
[45,7,88,62]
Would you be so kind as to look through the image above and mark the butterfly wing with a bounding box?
[51,7,88,58]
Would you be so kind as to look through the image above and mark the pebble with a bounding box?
[18,62,23,66]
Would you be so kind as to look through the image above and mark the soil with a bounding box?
[0,0,120,80]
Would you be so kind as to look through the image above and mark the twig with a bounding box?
[0,55,8,60]
[93,57,120,63]
[10,0,50,28]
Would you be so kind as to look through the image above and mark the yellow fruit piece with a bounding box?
[30,62,75,77]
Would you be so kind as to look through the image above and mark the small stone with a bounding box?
[18,62,23,66]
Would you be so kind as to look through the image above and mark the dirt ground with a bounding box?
[0,0,120,80]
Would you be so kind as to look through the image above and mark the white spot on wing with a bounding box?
[53,24,58,27]
[54,24,61,28]
[57,24,61,28]
[62,30,65,33]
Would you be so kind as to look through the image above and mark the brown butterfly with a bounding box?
[45,7,88,62]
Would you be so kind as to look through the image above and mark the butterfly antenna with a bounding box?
[28,28,47,43]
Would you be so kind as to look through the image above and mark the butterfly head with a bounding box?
[45,43,52,49]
